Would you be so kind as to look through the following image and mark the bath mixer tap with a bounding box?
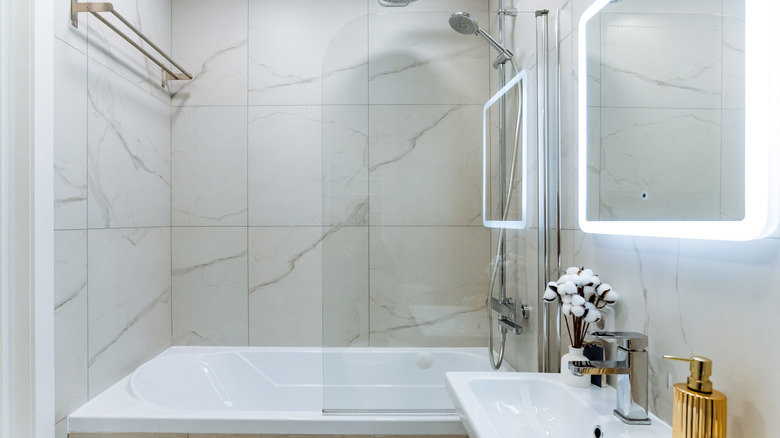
[568,331,651,425]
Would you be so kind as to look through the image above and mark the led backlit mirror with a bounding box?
[578,0,779,240]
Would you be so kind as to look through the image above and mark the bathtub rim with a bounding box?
[68,345,509,435]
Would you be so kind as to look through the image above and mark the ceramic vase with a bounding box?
[560,346,591,388]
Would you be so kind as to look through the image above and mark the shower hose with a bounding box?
[488,59,523,370]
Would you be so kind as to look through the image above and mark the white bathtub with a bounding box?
[68,346,512,435]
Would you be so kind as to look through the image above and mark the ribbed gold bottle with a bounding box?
[672,383,727,438]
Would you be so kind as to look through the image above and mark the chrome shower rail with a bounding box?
[70,0,193,87]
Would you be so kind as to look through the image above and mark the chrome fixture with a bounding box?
[70,0,192,88]
[377,0,418,7]
[449,12,514,69]
[449,2,526,370]
[569,332,651,425]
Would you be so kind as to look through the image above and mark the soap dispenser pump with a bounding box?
[664,355,727,438]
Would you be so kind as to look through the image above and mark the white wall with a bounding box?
[52,0,173,431]
[167,0,504,350]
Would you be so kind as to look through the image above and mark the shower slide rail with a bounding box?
[70,0,193,88]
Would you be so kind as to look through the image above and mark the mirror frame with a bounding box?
[483,70,528,229]
[577,0,780,240]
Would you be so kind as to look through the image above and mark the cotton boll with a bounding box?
[581,269,594,278]
[547,281,558,291]
[583,286,596,301]
[566,267,580,275]
[571,304,586,317]
[560,280,577,295]
[562,294,572,304]
[543,288,558,302]
[584,303,601,322]
[588,276,601,287]
[572,295,586,306]
[603,290,619,303]
[561,303,572,315]
[596,283,611,295]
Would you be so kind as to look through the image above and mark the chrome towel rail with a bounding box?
[70,0,192,87]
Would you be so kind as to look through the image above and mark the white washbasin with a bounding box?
[445,372,671,438]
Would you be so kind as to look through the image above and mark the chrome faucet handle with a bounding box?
[590,331,648,352]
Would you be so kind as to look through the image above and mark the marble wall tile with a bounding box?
[88,227,171,397]
[368,12,489,105]
[248,0,367,105]
[248,106,322,227]
[54,0,87,54]
[597,108,721,221]
[720,109,745,220]
[86,0,172,103]
[172,227,248,346]
[54,38,88,230]
[322,227,369,347]
[722,15,745,110]
[87,59,171,229]
[368,227,490,347]
[368,105,482,226]
[562,230,780,436]
[170,0,248,107]
[248,227,324,347]
[597,0,721,14]
[54,230,88,422]
[600,13,722,109]
[321,105,369,227]
[172,106,248,226]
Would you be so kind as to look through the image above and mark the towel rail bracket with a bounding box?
[70,0,193,88]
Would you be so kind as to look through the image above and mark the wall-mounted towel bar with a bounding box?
[70,0,192,88]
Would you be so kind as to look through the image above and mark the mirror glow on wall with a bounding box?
[578,0,779,240]
[483,70,527,229]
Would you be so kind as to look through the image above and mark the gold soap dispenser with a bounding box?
[664,355,727,438]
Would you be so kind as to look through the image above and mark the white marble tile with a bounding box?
[54,0,88,54]
[322,105,369,227]
[501,228,539,372]
[87,59,171,229]
[248,227,324,347]
[368,105,482,226]
[322,227,369,347]
[597,107,721,221]
[86,0,173,103]
[564,230,780,436]
[600,13,722,109]
[54,230,88,422]
[54,38,88,230]
[491,11,539,91]
[88,227,171,397]
[559,32,578,231]
[170,0,248,106]
[171,106,247,226]
[172,227,248,346]
[368,12,489,105]
[247,106,322,226]
[722,16,745,110]
[248,0,367,105]
[723,0,745,20]
[369,227,490,347]
[720,109,745,220]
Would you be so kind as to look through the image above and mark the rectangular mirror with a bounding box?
[483,70,527,229]
[578,0,779,240]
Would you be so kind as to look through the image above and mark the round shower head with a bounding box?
[449,12,480,35]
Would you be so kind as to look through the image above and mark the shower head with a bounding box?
[449,11,479,35]
[378,0,417,6]
[449,12,514,64]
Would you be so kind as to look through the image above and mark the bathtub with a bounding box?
[68,346,512,435]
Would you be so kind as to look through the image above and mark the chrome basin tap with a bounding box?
[568,331,651,425]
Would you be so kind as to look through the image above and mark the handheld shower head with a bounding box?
[449,12,479,35]
[448,12,514,64]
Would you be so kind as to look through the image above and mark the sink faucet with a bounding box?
[568,331,651,425]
